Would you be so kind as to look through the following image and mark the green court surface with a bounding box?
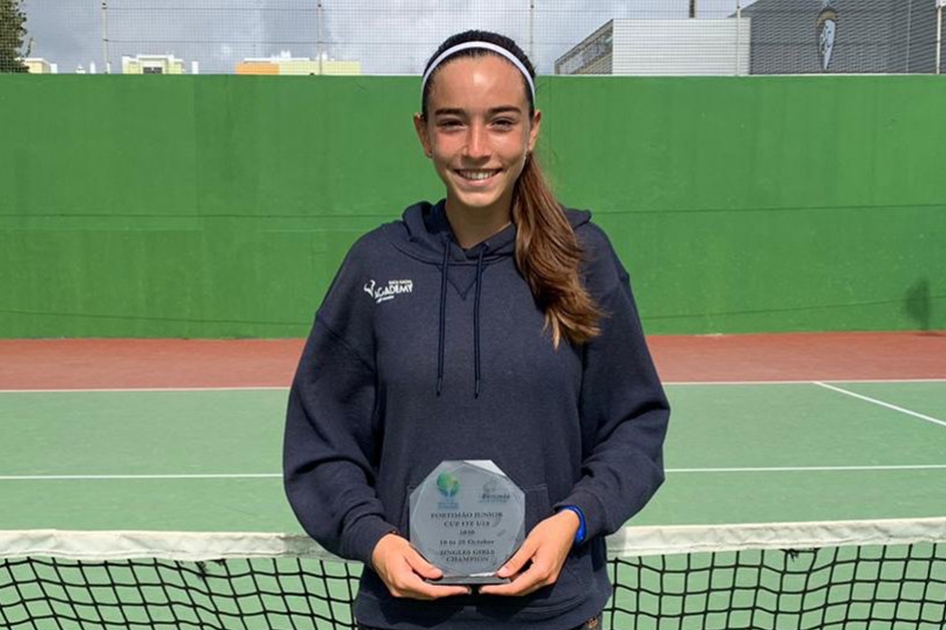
[2,382,945,630]
[2,381,945,532]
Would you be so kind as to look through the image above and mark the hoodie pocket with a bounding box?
[525,484,591,589]
[515,484,592,611]
[400,485,417,537]
[526,484,590,589]
[561,538,592,589]
[524,484,551,534]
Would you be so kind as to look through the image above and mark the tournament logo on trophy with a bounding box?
[436,472,461,508]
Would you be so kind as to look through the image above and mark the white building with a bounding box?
[236,50,361,75]
[122,54,198,75]
[22,58,58,74]
[555,18,751,76]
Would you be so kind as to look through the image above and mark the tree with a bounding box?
[0,0,29,73]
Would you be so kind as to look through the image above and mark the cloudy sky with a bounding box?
[21,0,760,74]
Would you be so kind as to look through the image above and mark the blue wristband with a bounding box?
[558,505,587,544]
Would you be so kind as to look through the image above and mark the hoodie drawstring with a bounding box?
[473,247,485,398]
[436,239,449,396]
[436,239,487,398]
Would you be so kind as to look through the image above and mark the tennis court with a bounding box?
[5,2,946,627]
[2,335,944,629]
[2,376,946,533]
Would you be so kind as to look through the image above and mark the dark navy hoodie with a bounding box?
[284,200,670,630]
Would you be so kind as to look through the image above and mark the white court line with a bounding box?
[813,381,946,428]
[0,379,944,393]
[663,378,946,386]
[4,465,946,481]
[0,386,289,393]
[668,464,946,473]
[0,474,282,481]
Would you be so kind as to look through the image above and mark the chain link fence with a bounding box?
[15,0,946,75]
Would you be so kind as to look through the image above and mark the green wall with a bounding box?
[1,75,943,338]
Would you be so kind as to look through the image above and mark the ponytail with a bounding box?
[513,154,602,348]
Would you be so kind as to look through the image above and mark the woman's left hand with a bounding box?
[477,508,580,596]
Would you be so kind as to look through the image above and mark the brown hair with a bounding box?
[422,31,602,347]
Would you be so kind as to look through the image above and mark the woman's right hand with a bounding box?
[371,533,472,600]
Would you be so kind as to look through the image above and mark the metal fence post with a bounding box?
[101,1,110,74]
[735,1,743,76]
[529,1,535,64]
[937,3,943,75]
[317,1,324,75]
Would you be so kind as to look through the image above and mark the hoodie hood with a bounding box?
[385,199,516,265]
[382,198,594,398]
[383,199,593,265]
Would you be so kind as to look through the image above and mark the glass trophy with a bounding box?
[409,460,525,585]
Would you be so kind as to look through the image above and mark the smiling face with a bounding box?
[414,54,541,221]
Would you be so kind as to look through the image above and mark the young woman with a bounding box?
[284,30,670,630]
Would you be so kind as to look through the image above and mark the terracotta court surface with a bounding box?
[0,331,943,390]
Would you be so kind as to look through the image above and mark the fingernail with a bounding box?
[497,566,509,577]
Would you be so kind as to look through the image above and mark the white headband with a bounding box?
[421,41,536,102]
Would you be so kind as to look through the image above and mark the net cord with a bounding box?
[2,516,945,563]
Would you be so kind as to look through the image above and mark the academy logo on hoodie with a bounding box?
[363,279,413,304]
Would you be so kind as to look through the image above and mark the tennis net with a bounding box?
[2,517,945,630]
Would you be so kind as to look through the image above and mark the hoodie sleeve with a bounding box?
[283,238,397,566]
[552,223,670,542]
